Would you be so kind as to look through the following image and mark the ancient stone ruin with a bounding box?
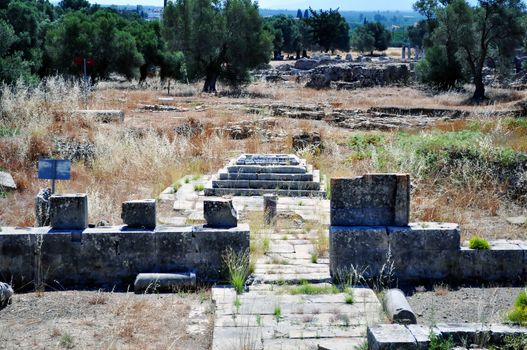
[205,153,326,197]
[329,174,527,284]
[0,193,249,290]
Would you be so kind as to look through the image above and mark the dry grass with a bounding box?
[0,291,213,349]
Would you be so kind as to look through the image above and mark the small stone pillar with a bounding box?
[402,46,406,60]
[121,199,156,228]
[263,194,278,225]
[49,194,88,230]
[204,198,238,228]
[35,188,51,227]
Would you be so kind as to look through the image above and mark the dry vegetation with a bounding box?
[1,78,526,243]
[0,290,213,349]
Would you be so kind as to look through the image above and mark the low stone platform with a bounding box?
[330,224,527,284]
[367,323,527,350]
[205,154,326,198]
[0,224,249,290]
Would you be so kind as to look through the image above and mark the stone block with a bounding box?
[407,325,441,350]
[204,198,237,228]
[457,247,526,283]
[263,194,277,225]
[329,226,389,279]
[330,174,410,226]
[367,324,417,350]
[0,171,16,190]
[121,199,156,228]
[388,223,460,251]
[49,194,88,230]
[35,188,51,227]
[435,323,482,344]
[392,249,456,282]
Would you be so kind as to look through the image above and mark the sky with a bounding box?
[90,0,417,11]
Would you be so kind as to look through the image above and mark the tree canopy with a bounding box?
[351,22,391,54]
[306,8,350,53]
[162,0,272,92]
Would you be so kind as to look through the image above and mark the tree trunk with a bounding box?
[472,74,486,101]
[296,50,300,60]
[203,73,218,93]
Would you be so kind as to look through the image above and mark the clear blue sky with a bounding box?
[90,1,417,11]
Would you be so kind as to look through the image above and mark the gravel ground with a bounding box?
[407,287,524,325]
[0,290,214,349]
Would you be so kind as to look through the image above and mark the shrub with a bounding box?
[507,290,527,326]
[193,184,205,191]
[469,236,491,250]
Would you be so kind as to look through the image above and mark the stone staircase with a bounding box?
[205,154,326,198]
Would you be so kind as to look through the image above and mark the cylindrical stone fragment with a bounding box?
[263,194,277,225]
[383,289,417,324]
[134,273,196,294]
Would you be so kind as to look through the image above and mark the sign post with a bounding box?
[38,159,71,194]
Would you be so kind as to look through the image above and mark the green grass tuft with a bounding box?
[193,184,205,191]
[289,280,340,295]
[508,290,527,326]
[223,248,250,295]
[468,236,491,250]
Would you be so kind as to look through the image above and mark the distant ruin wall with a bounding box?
[0,225,250,290]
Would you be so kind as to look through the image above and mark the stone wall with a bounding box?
[329,174,527,285]
[0,225,250,290]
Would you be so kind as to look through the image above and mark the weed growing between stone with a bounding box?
[469,236,491,250]
[429,331,454,350]
[507,290,527,326]
[222,248,250,295]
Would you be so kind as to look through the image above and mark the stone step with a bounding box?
[218,171,314,181]
[205,187,326,198]
[226,165,308,174]
[212,180,321,191]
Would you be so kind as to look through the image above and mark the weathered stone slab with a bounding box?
[387,223,460,251]
[212,179,320,190]
[226,165,307,174]
[457,247,526,283]
[121,199,156,228]
[0,171,16,190]
[49,194,88,230]
[407,324,441,350]
[204,198,237,228]
[330,174,410,226]
[218,171,314,181]
[367,324,417,350]
[329,226,389,279]
[236,154,301,166]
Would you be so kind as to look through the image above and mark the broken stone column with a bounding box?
[49,194,88,230]
[35,188,51,227]
[263,194,277,225]
[0,282,13,307]
[134,273,196,293]
[330,174,410,226]
[383,289,417,324]
[401,46,406,60]
[121,199,156,228]
[204,198,238,228]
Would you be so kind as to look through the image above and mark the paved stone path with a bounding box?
[209,197,382,349]
[162,177,384,349]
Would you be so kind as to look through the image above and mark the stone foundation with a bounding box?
[0,224,249,290]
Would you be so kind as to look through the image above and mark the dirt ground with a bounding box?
[407,286,524,325]
[0,290,214,350]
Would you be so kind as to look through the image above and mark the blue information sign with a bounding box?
[38,159,71,193]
